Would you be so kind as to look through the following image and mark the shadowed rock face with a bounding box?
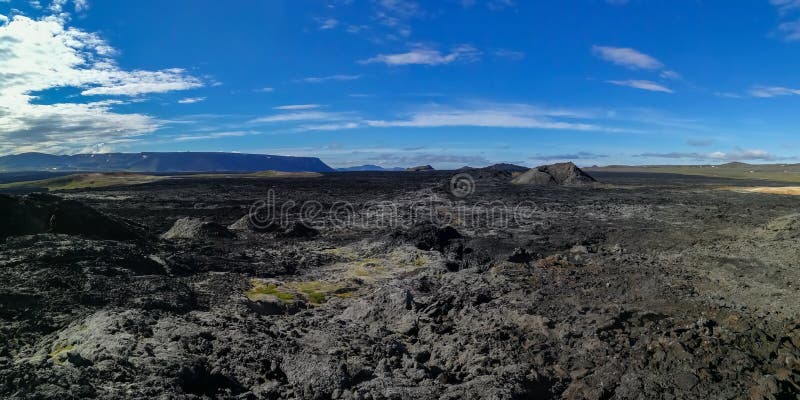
[0,193,142,241]
[512,162,596,186]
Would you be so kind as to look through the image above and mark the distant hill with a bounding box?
[0,152,334,173]
[336,164,405,172]
[586,163,800,184]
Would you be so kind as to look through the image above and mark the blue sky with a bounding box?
[2,0,800,168]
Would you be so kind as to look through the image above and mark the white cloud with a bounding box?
[274,104,322,110]
[177,97,206,104]
[770,1,800,40]
[592,45,663,70]
[298,74,362,83]
[318,18,339,30]
[0,14,202,154]
[714,92,743,99]
[360,44,481,66]
[639,149,779,162]
[74,0,88,12]
[772,0,800,14]
[251,111,351,123]
[299,122,361,131]
[606,80,673,93]
[377,0,421,17]
[363,103,608,130]
[255,87,274,93]
[778,20,800,41]
[173,131,248,142]
[749,85,800,97]
[80,69,202,96]
[659,70,681,80]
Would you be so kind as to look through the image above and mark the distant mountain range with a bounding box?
[335,164,405,172]
[0,152,334,173]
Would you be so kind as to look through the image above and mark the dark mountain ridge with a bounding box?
[0,152,334,173]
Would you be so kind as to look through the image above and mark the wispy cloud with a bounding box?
[360,44,481,66]
[770,1,800,40]
[362,152,490,168]
[317,18,339,30]
[486,0,515,11]
[365,111,594,130]
[686,138,714,147]
[778,20,800,41]
[362,102,620,131]
[606,80,673,93]
[251,111,353,124]
[659,70,681,80]
[298,74,362,83]
[376,0,421,17]
[173,131,249,142]
[177,97,206,104]
[638,148,780,161]
[255,87,274,93]
[592,45,663,70]
[493,49,525,60]
[749,85,800,98]
[772,0,800,15]
[298,122,361,131]
[529,152,608,161]
[274,104,322,110]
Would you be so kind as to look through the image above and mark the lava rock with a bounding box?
[279,222,320,238]
[395,222,462,251]
[512,162,596,186]
[161,218,234,240]
[228,215,281,233]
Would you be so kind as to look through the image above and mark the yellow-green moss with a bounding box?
[248,280,353,305]
[357,258,382,267]
[412,255,427,267]
[246,281,295,302]
[286,281,346,304]
[49,344,74,361]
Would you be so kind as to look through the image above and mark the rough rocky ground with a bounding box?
[2,171,800,399]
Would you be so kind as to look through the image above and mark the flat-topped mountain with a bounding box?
[0,152,334,173]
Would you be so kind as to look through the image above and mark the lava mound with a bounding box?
[0,193,142,241]
[161,217,234,240]
[457,163,529,182]
[511,162,597,186]
[406,165,434,172]
[228,215,280,233]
